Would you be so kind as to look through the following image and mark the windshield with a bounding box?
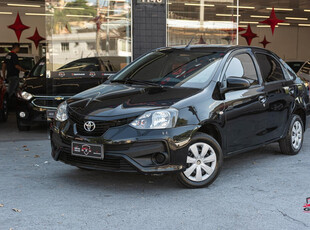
[32,59,46,77]
[112,49,224,89]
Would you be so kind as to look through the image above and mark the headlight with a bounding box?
[20,91,33,100]
[55,101,68,122]
[130,109,178,129]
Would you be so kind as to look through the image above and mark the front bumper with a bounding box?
[16,96,65,125]
[50,120,199,174]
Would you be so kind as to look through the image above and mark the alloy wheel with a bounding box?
[183,142,217,182]
[291,120,302,150]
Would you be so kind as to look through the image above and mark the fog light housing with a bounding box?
[152,152,168,165]
[19,111,26,118]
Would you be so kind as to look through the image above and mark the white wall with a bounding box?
[0,12,46,56]
[239,26,310,61]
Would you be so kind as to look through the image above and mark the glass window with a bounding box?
[32,58,46,77]
[300,61,310,75]
[167,0,239,46]
[225,53,259,86]
[112,49,225,89]
[255,53,285,83]
[46,0,132,72]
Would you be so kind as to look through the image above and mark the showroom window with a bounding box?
[45,0,132,72]
[167,0,239,46]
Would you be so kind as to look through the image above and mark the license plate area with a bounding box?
[46,110,56,120]
[71,142,104,160]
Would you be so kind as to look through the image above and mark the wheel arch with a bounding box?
[197,122,222,149]
[293,108,306,131]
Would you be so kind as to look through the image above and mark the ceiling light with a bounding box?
[216,14,240,17]
[25,13,53,16]
[66,14,93,18]
[55,7,85,10]
[7,3,40,8]
[266,8,293,11]
[278,23,290,25]
[185,3,215,7]
[238,25,247,28]
[227,6,255,9]
[298,24,310,27]
[304,9,310,12]
[240,21,259,24]
[285,17,308,20]
[0,12,12,15]
[250,15,269,18]
[257,25,278,28]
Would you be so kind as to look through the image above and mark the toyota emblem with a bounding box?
[84,121,96,132]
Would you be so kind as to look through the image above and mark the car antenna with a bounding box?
[185,37,194,50]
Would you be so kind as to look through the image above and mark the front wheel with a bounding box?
[279,114,304,155]
[176,132,223,188]
[17,118,31,131]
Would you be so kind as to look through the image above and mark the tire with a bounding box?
[176,132,223,188]
[17,118,31,131]
[0,94,8,122]
[279,114,304,155]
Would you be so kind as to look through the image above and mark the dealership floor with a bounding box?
[0,114,310,230]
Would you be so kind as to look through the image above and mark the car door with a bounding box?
[255,52,294,142]
[223,51,268,153]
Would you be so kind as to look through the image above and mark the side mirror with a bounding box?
[225,76,250,92]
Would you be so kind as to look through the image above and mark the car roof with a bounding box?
[155,45,277,56]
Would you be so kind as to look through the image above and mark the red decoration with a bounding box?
[7,12,30,41]
[259,7,284,35]
[27,28,45,49]
[238,27,246,33]
[259,35,271,48]
[240,24,258,46]
[197,35,206,44]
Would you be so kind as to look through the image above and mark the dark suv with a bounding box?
[50,46,309,188]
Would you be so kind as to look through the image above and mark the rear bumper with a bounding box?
[50,121,199,174]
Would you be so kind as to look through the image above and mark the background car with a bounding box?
[0,76,8,122]
[50,45,310,188]
[286,60,305,73]
[16,56,126,131]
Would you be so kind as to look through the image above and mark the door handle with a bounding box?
[258,95,267,104]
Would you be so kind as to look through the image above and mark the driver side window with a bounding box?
[225,53,259,86]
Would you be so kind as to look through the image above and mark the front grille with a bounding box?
[59,149,136,172]
[68,108,136,136]
[32,98,64,109]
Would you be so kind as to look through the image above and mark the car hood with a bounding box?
[67,83,200,118]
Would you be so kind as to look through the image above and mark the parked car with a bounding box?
[50,45,309,188]
[0,76,8,122]
[286,60,304,73]
[16,56,126,131]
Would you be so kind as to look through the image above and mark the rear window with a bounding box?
[255,53,285,83]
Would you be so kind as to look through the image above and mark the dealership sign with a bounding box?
[137,0,166,4]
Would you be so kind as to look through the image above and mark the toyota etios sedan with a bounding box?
[51,45,309,188]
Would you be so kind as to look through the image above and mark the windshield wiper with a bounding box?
[111,79,161,87]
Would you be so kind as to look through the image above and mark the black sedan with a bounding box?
[51,45,310,188]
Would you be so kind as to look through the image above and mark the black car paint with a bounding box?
[16,57,115,126]
[50,46,309,174]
